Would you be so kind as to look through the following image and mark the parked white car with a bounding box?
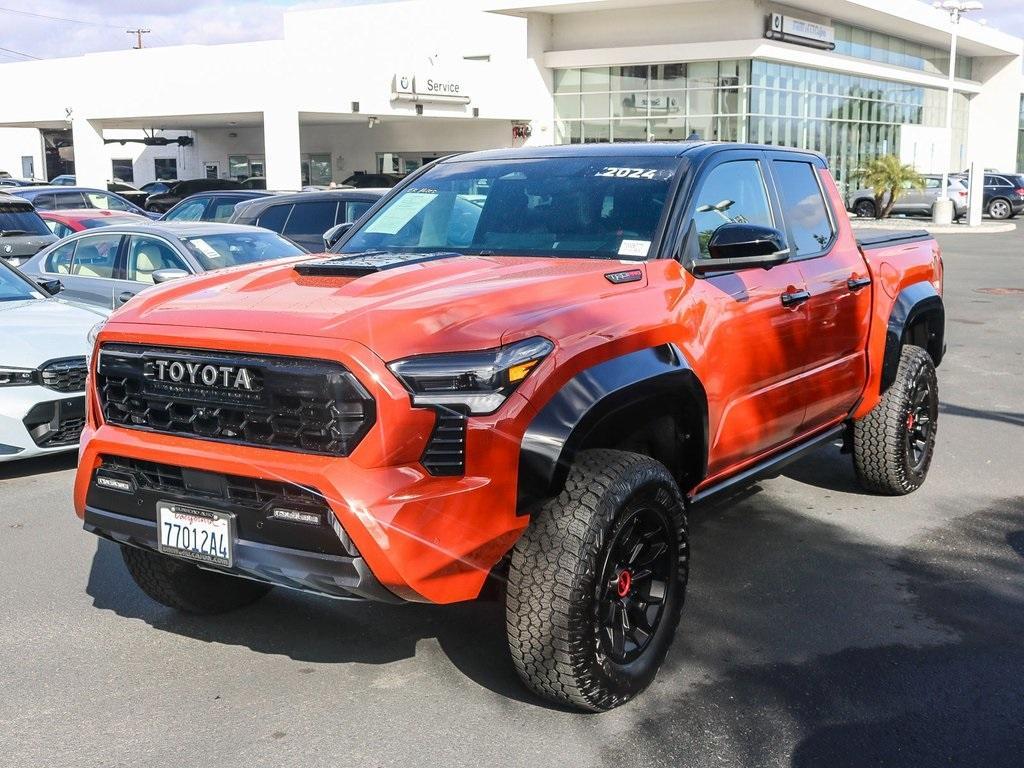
[0,260,107,462]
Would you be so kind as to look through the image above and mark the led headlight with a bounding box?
[387,337,553,415]
[0,367,34,387]
[86,320,106,360]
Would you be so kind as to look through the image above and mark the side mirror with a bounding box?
[323,222,353,251]
[691,224,790,276]
[36,278,63,295]
[151,268,189,284]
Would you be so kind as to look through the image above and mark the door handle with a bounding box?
[117,290,136,304]
[847,276,872,291]
[780,289,811,307]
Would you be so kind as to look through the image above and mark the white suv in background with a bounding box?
[0,260,107,462]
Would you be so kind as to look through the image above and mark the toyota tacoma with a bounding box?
[75,143,944,711]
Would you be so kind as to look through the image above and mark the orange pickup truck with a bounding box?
[76,143,944,710]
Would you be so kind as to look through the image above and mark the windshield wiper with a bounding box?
[0,229,28,237]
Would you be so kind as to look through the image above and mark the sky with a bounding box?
[0,0,1021,62]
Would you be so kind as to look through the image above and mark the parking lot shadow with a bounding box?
[601,495,1024,768]
[85,537,540,706]
[0,452,77,481]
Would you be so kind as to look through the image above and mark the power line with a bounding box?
[0,5,125,30]
[0,44,40,60]
[127,28,151,49]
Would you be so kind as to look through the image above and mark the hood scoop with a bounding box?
[294,251,463,277]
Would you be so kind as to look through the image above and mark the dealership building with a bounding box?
[1,0,1022,193]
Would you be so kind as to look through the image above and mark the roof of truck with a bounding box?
[441,141,827,165]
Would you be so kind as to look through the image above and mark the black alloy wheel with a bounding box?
[904,371,937,473]
[596,501,675,665]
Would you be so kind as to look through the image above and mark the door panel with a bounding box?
[65,232,122,308]
[682,152,812,474]
[774,162,871,430]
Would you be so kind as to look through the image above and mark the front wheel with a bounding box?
[853,345,938,495]
[505,449,688,711]
[988,198,1012,220]
[121,545,272,614]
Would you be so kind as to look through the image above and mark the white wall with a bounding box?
[0,128,43,180]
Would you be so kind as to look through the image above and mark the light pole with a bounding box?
[933,0,982,223]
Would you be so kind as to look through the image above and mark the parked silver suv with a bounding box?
[847,174,968,219]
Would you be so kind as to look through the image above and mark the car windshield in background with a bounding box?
[181,231,306,270]
[0,261,43,302]
[339,156,679,260]
[0,208,51,236]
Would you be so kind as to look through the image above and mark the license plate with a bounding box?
[157,501,234,567]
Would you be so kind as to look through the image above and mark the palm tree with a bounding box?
[853,155,924,219]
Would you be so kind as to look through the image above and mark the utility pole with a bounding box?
[126,29,151,49]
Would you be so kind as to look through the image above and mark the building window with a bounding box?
[832,22,973,79]
[21,156,34,179]
[554,59,971,190]
[228,155,250,180]
[154,158,177,180]
[302,154,332,186]
[1017,95,1024,172]
[111,158,134,184]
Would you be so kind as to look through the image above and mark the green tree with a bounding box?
[853,155,924,219]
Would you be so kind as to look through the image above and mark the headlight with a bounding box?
[387,337,553,415]
[86,320,106,360]
[0,367,35,387]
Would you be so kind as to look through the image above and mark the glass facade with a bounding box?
[1018,95,1024,172]
[553,60,970,189]
[833,22,973,79]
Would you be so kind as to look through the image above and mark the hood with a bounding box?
[0,298,107,368]
[107,254,649,361]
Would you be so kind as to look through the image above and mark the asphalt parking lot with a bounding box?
[1,226,1022,768]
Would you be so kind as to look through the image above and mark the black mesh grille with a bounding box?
[39,357,88,393]
[95,455,355,557]
[421,407,467,476]
[39,417,86,447]
[96,344,375,456]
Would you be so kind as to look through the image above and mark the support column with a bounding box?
[263,109,302,191]
[71,118,108,188]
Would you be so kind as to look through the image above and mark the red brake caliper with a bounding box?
[616,569,632,598]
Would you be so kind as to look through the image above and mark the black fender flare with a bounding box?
[517,344,708,508]
[881,281,945,393]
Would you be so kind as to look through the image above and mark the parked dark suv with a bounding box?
[978,173,1024,219]
[0,192,59,266]
[229,188,385,251]
[145,179,243,214]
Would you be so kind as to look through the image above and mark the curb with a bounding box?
[850,220,1017,235]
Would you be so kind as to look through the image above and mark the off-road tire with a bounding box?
[505,449,688,711]
[121,545,271,614]
[853,345,938,495]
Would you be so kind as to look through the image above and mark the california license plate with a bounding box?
[157,501,234,567]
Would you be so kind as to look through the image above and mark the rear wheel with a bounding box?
[121,545,271,614]
[988,198,1012,220]
[505,449,688,711]
[853,199,877,218]
[853,345,938,495]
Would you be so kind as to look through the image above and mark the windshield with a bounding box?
[0,260,44,302]
[182,231,306,270]
[0,206,51,236]
[339,156,679,260]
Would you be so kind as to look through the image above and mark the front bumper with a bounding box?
[84,505,402,602]
[76,325,534,604]
[0,385,85,462]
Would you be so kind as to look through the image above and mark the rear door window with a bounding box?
[54,192,88,210]
[165,197,209,222]
[283,201,338,237]
[771,160,835,257]
[69,232,122,278]
[209,196,247,222]
[256,204,292,233]
[342,200,374,223]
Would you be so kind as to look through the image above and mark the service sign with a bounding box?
[391,71,471,104]
[766,12,835,47]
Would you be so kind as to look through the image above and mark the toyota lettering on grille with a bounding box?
[151,360,256,391]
